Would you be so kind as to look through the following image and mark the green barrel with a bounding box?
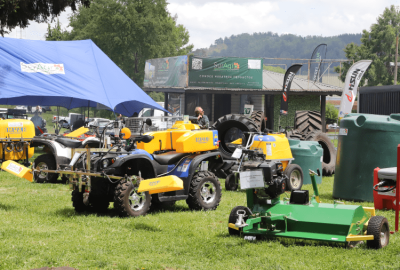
[289,139,323,185]
[333,113,400,202]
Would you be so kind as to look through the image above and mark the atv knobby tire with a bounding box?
[228,206,252,236]
[33,154,58,183]
[367,216,390,249]
[284,164,303,191]
[250,111,266,132]
[186,171,222,211]
[304,131,336,176]
[294,111,322,133]
[212,114,258,160]
[71,189,88,213]
[114,179,151,217]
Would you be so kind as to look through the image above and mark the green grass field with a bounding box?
[1,172,400,270]
[1,109,398,269]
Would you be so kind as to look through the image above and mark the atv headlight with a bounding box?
[102,159,109,168]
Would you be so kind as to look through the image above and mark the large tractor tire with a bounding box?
[114,178,152,217]
[304,131,336,176]
[294,110,322,133]
[186,171,222,211]
[250,111,266,132]
[285,129,304,140]
[212,114,258,160]
[33,154,59,183]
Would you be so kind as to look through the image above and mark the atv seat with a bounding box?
[153,151,189,165]
[55,137,82,148]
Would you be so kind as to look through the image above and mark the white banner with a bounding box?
[338,60,372,119]
[20,62,65,75]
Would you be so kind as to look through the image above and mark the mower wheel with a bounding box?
[33,154,58,183]
[228,206,252,236]
[367,216,390,249]
[284,164,303,191]
[114,178,151,217]
[186,171,222,211]
[225,173,238,191]
[71,189,88,213]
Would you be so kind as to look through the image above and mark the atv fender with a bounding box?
[30,139,70,168]
[178,151,222,194]
[81,137,101,148]
[106,154,157,179]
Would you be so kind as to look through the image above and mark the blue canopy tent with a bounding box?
[0,37,168,115]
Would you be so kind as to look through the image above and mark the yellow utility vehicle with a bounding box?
[0,118,35,167]
[224,132,303,191]
[3,119,223,216]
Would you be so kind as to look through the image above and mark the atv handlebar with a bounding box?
[132,135,154,143]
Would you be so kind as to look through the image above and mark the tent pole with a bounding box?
[56,106,60,134]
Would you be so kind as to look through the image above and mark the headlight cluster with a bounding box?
[102,159,110,168]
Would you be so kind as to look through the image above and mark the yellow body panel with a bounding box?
[137,175,183,194]
[346,234,374,242]
[171,121,200,130]
[362,207,376,217]
[228,223,239,230]
[175,130,218,153]
[249,133,293,161]
[1,160,33,182]
[228,134,292,165]
[0,119,35,160]
[65,127,89,138]
[137,129,218,154]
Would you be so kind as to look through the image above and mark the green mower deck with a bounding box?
[230,192,374,243]
[228,171,389,248]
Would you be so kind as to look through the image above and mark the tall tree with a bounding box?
[46,0,193,85]
[0,0,90,36]
[334,5,400,86]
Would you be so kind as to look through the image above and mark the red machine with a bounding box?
[373,144,400,232]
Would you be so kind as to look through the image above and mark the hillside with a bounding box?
[193,32,362,60]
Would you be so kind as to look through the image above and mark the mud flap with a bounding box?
[1,160,33,182]
[137,175,183,194]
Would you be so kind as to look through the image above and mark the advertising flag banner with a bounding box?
[188,56,263,89]
[280,64,302,115]
[338,60,372,119]
[144,55,188,87]
[310,44,327,83]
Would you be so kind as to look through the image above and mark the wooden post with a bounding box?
[321,95,326,133]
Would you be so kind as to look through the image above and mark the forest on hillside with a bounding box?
[194,32,362,60]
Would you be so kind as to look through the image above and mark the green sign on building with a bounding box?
[188,56,263,89]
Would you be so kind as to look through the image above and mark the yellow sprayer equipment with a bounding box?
[0,119,35,166]
[137,128,219,154]
[229,133,293,170]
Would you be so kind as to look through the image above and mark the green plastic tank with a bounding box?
[289,139,323,185]
[333,113,400,202]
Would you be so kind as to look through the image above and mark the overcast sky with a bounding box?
[5,0,399,49]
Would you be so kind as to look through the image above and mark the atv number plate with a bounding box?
[240,170,264,190]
